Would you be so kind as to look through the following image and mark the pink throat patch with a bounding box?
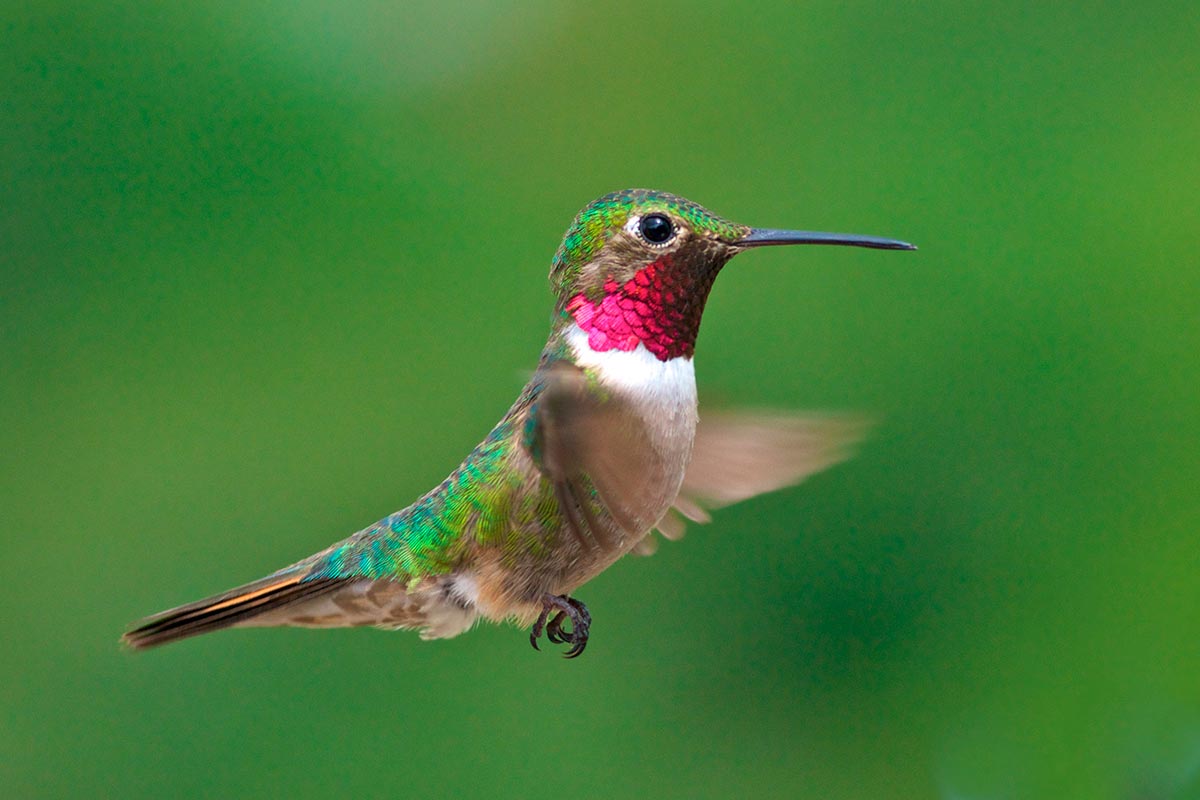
[566,258,708,361]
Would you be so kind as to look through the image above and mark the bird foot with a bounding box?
[529,594,591,658]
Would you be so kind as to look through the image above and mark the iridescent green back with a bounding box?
[305,419,536,581]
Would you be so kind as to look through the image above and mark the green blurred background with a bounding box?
[4,2,1199,798]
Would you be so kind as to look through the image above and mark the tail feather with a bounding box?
[122,572,349,650]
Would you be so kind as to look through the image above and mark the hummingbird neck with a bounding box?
[561,255,719,361]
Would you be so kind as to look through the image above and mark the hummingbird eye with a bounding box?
[637,214,675,245]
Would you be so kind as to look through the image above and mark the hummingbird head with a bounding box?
[550,189,914,361]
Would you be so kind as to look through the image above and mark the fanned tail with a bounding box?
[121,572,349,650]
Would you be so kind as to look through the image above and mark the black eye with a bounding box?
[638,214,675,244]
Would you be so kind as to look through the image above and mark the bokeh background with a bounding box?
[4,2,1199,798]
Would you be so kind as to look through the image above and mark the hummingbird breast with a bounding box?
[425,324,700,631]
[562,323,699,533]
[466,323,699,625]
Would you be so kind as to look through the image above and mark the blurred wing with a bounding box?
[638,411,872,553]
[526,360,667,549]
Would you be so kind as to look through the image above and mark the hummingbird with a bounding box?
[123,189,915,657]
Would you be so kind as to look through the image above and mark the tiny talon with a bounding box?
[528,593,592,658]
[546,611,570,644]
[529,605,552,652]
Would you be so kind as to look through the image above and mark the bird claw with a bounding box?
[529,594,591,658]
[545,611,569,644]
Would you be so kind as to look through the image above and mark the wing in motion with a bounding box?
[525,359,669,550]
[635,411,872,554]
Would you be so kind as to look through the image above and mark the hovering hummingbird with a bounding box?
[123,189,915,657]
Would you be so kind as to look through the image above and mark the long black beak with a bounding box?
[740,228,916,251]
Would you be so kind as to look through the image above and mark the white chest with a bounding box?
[563,324,699,468]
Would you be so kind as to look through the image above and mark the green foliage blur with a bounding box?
[4,2,1199,798]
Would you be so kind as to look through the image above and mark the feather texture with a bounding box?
[640,412,872,550]
[122,573,349,649]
